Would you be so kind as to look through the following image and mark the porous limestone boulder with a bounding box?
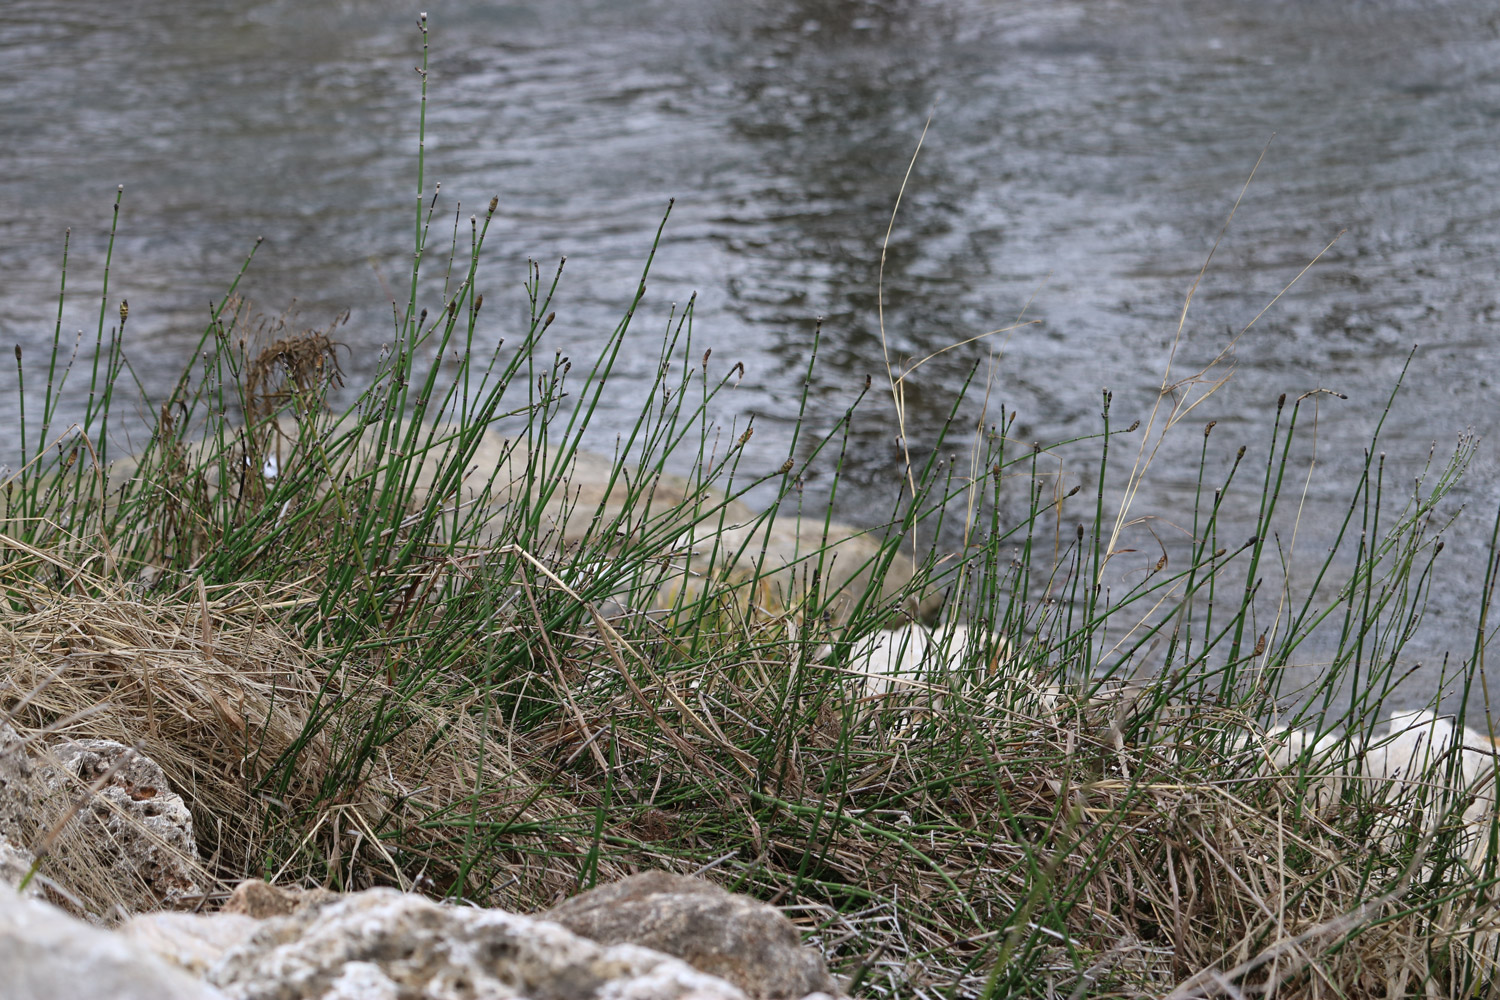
[120,881,318,977]
[542,872,839,1000]
[0,721,39,841]
[0,883,226,1000]
[47,738,202,910]
[0,724,61,903]
[0,722,204,919]
[206,886,753,1000]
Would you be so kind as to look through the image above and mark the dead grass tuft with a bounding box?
[3,531,1498,994]
[242,303,347,422]
[0,572,627,916]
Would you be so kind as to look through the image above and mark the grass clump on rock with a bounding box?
[4,23,1500,1000]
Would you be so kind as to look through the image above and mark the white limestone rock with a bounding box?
[848,623,969,705]
[121,910,261,977]
[1252,710,1500,868]
[1361,709,1500,866]
[0,831,41,899]
[0,882,226,1000]
[206,886,753,1000]
[47,738,203,910]
[1261,724,1349,812]
[844,622,1025,719]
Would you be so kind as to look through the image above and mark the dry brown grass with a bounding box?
[241,302,347,423]
[0,306,1489,994]
[0,571,633,916]
[3,544,1497,995]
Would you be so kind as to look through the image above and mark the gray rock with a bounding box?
[109,419,937,624]
[0,722,39,842]
[0,883,226,1000]
[455,424,757,548]
[208,886,751,1000]
[0,723,205,919]
[0,725,71,907]
[48,738,203,911]
[543,872,838,1000]
[220,878,338,919]
[181,417,757,552]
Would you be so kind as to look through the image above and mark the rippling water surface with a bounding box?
[3,0,1499,700]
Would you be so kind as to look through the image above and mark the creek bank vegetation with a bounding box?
[4,20,1500,1000]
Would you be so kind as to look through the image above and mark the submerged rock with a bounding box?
[665,517,943,625]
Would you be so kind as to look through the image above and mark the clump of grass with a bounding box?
[3,16,1499,999]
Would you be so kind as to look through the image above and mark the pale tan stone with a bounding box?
[542,872,837,1000]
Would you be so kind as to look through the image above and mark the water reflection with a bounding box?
[712,0,1009,488]
[1,0,1498,699]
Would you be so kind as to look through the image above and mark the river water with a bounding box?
[2,0,1499,708]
